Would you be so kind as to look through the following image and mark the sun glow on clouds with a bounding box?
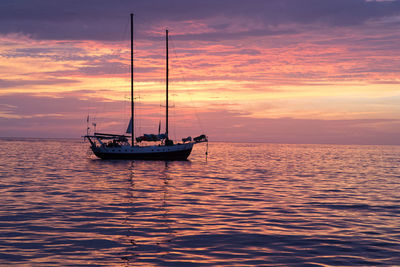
[1,0,400,143]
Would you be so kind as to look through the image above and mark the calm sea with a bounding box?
[0,138,399,266]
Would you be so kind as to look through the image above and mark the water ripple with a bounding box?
[0,139,400,265]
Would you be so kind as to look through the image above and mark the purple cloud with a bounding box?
[0,0,399,41]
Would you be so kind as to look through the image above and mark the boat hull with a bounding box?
[91,143,193,160]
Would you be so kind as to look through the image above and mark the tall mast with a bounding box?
[130,13,134,146]
[165,29,169,139]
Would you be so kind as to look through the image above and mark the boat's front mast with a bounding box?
[130,13,134,147]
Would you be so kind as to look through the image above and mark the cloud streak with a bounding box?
[0,78,79,88]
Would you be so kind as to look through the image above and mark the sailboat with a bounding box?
[84,14,207,160]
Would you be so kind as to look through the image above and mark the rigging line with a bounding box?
[121,16,130,134]
[169,43,176,140]
[84,21,129,135]
[159,30,164,135]
[167,35,179,141]
[159,90,163,135]
[173,97,177,141]
[131,20,147,138]
[119,19,132,134]
[169,35,205,134]
[90,18,131,135]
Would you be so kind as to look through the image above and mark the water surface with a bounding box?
[1,139,399,266]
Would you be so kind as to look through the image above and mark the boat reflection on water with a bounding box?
[120,161,186,264]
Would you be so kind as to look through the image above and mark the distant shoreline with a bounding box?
[1,137,399,146]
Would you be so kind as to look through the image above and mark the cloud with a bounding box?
[1,46,117,62]
[0,78,79,88]
[195,109,400,145]
[0,0,400,41]
[166,28,299,42]
[0,93,103,116]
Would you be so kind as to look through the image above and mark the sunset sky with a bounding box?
[1,0,400,144]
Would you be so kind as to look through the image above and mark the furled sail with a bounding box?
[136,133,167,143]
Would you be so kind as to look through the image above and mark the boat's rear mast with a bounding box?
[130,13,134,147]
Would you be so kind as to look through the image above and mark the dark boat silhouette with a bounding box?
[84,14,207,160]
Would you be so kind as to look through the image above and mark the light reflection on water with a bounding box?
[0,139,400,266]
